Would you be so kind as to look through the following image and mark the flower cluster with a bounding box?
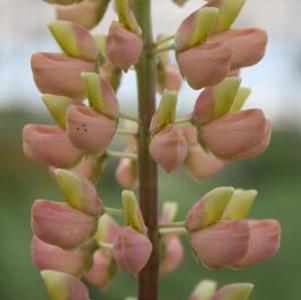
[22,0,282,299]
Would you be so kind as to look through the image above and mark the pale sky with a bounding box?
[1,0,301,125]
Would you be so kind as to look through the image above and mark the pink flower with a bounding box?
[31,52,95,99]
[23,124,82,168]
[201,109,271,161]
[32,199,97,249]
[84,250,117,289]
[49,21,99,61]
[149,124,188,172]
[56,0,104,30]
[182,125,224,181]
[177,42,231,89]
[41,270,90,300]
[71,156,103,183]
[96,214,121,245]
[160,235,184,276]
[113,227,152,274]
[190,221,250,269]
[233,219,281,269]
[55,169,103,216]
[32,236,88,276]
[105,21,143,71]
[66,105,117,155]
[186,187,281,269]
[192,88,215,125]
[210,28,268,70]
[81,72,119,119]
[157,64,182,94]
[116,138,138,189]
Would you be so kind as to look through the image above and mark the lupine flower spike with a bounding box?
[25,0,281,299]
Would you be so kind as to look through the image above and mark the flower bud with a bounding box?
[48,21,99,61]
[113,227,152,274]
[233,119,271,161]
[189,280,217,300]
[55,169,103,216]
[212,77,241,118]
[229,87,251,113]
[31,52,95,99]
[115,0,141,35]
[177,42,231,90]
[189,221,249,269]
[160,202,178,225]
[151,90,178,133]
[56,0,110,30]
[157,63,182,94]
[182,125,224,181]
[71,155,105,183]
[192,88,215,125]
[211,283,254,300]
[42,94,72,129]
[81,72,119,119]
[116,138,138,189]
[100,62,123,92]
[221,189,257,221]
[32,236,88,276]
[149,124,188,172]
[66,105,117,155]
[122,190,146,234]
[23,124,82,168]
[210,29,268,70]
[41,270,90,300]
[160,235,184,276]
[186,186,234,232]
[210,0,246,33]
[116,158,138,190]
[175,7,219,51]
[201,109,271,161]
[234,220,281,269]
[84,249,117,289]
[193,77,246,126]
[105,21,143,71]
[96,214,121,244]
[32,200,97,249]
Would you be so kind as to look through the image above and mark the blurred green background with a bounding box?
[0,110,300,300]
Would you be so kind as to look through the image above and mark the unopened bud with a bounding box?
[55,169,103,216]
[41,270,90,300]
[106,21,143,71]
[81,72,119,119]
[48,21,99,61]
[32,199,97,249]
[66,105,117,155]
[23,124,82,168]
[42,94,72,129]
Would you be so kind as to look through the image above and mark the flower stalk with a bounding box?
[132,1,159,299]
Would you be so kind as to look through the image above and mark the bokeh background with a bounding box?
[1,0,301,299]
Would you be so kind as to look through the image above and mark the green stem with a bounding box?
[159,227,188,235]
[106,150,137,160]
[116,129,138,137]
[156,35,175,46]
[104,206,124,216]
[119,112,140,123]
[153,44,176,55]
[158,221,186,228]
[98,241,113,250]
[175,117,192,125]
[132,1,159,300]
